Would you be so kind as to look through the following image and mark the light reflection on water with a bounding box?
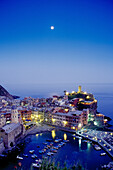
[1,129,113,170]
[51,130,56,139]
[79,138,81,150]
[87,143,91,150]
[64,133,67,140]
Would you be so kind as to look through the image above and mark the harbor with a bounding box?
[76,129,113,159]
[1,129,113,170]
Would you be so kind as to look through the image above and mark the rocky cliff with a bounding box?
[0,85,19,100]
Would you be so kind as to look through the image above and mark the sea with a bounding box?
[1,83,113,170]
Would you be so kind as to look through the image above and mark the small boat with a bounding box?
[101,165,107,169]
[47,152,52,156]
[53,146,59,150]
[63,140,69,142]
[31,154,37,159]
[23,154,28,157]
[43,157,47,160]
[54,139,62,143]
[50,142,53,146]
[44,146,48,149]
[32,163,41,168]
[43,142,47,145]
[101,162,113,169]
[31,155,36,159]
[100,152,106,156]
[38,159,42,163]
[51,149,57,153]
[58,144,62,148]
[47,152,54,156]
[16,155,23,160]
[59,142,64,147]
[29,150,34,154]
[94,145,101,151]
[39,150,44,154]
[35,159,42,163]
[60,142,65,145]
[47,145,51,149]
[50,152,54,155]
[54,139,59,143]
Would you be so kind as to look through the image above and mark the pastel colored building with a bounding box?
[0,113,6,128]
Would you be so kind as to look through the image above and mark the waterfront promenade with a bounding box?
[24,124,54,135]
[77,129,113,159]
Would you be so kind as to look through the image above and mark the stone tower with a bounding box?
[11,106,19,123]
[78,85,82,93]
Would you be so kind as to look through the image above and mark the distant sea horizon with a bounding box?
[4,82,113,126]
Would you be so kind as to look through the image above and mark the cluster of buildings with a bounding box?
[0,86,105,153]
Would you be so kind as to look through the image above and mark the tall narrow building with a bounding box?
[11,106,19,123]
[78,85,82,93]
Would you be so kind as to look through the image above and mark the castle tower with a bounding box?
[11,106,19,123]
[78,85,81,93]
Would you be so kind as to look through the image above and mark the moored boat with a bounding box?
[43,142,47,145]
[53,146,59,150]
[60,142,65,145]
[44,146,48,149]
[29,150,35,154]
[31,154,37,159]
[47,145,51,149]
[39,150,44,154]
[16,155,23,160]
[94,145,101,151]
[54,139,62,143]
[47,152,52,156]
[51,149,57,153]
[63,139,69,142]
[32,163,41,168]
[100,152,106,156]
[23,154,28,157]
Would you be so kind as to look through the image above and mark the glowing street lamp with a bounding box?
[78,123,82,128]
[72,91,75,94]
[66,92,69,95]
[52,118,55,123]
[94,121,97,126]
[63,121,67,126]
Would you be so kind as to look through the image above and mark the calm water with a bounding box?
[1,130,113,170]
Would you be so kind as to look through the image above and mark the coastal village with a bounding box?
[0,85,113,169]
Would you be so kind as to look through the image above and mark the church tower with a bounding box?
[78,85,82,93]
[11,106,19,123]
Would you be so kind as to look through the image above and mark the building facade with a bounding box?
[0,123,23,148]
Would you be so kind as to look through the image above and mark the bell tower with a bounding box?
[78,85,81,93]
[11,106,19,123]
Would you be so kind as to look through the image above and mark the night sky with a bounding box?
[0,0,113,87]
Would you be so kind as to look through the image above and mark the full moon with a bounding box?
[51,26,54,30]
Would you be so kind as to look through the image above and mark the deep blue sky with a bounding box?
[0,0,113,88]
